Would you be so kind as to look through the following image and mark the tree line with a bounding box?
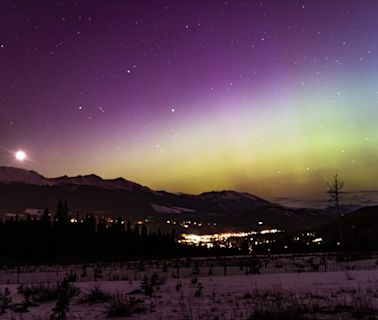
[0,200,236,264]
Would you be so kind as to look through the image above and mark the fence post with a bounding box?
[17,265,20,284]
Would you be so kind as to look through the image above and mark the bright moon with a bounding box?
[15,150,27,161]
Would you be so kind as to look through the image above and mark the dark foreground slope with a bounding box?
[318,205,378,250]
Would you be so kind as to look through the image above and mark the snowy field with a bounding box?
[0,254,378,319]
[1,253,377,284]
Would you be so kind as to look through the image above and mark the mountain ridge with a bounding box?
[0,166,336,232]
[0,166,151,193]
[0,166,272,202]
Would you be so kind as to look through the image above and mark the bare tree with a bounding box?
[327,174,344,246]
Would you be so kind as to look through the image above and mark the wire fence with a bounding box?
[0,252,377,285]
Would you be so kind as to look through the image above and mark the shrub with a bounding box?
[244,292,252,299]
[150,272,166,286]
[350,288,377,318]
[248,288,305,320]
[140,273,166,297]
[249,307,305,320]
[19,283,59,303]
[49,279,80,320]
[195,283,203,297]
[79,285,112,304]
[0,287,12,314]
[140,276,154,297]
[106,293,146,317]
[175,281,182,291]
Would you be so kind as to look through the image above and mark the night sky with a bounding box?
[1,1,378,198]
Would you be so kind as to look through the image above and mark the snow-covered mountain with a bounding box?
[197,190,269,210]
[0,166,48,185]
[0,166,336,232]
[0,166,150,192]
[199,190,266,202]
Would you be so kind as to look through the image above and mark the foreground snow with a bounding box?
[0,268,378,319]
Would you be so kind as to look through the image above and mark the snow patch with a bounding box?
[151,204,182,214]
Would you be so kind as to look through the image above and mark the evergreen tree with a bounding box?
[55,200,69,224]
[41,208,51,226]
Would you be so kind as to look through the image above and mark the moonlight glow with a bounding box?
[15,151,27,162]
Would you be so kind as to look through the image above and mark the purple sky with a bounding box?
[1,1,378,198]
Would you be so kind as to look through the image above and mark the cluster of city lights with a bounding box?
[166,219,218,228]
[179,229,282,248]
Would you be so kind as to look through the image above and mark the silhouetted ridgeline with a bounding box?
[0,167,336,233]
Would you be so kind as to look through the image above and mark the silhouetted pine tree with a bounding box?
[0,200,240,263]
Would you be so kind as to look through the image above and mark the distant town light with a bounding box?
[179,228,284,248]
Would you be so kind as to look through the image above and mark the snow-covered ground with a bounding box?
[0,255,378,319]
[1,253,377,284]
